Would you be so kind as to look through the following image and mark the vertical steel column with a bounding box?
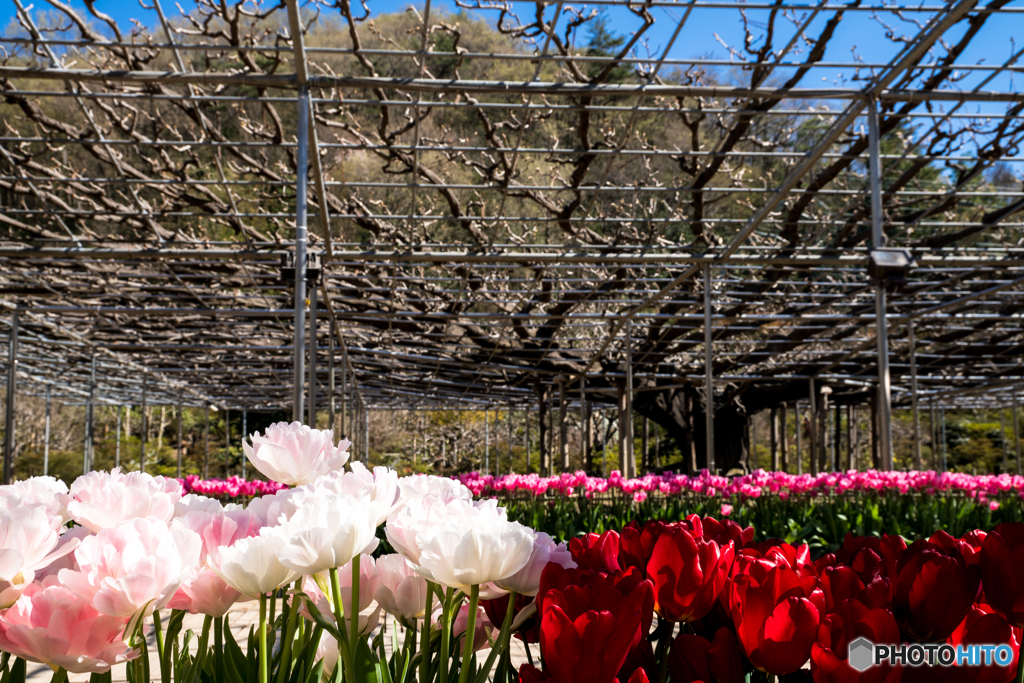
[341,345,348,438]
[308,284,318,427]
[602,411,608,477]
[780,403,789,473]
[203,403,210,479]
[617,385,626,478]
[329,319,336,434]
[808,381,818,475]
[940,408,947,472]
[363,403,369,463]
[1001,408,1009,473]
[1014,395,1021,475]
[537,387,547,474]
[506,404,512,474]
[3,310,17,485]
[524,410,531,473]
[242,409,248,480]
[292,86,310,423]
[625,318,635,478]
[580,375,588,470]
[868,98,894,471]
[846,405,853,470]
[795,402,803,475]
[548,388,555,476]
[176,391,183,478]
[834,406,841,474]
[642,417,649,473]
[484,408,490,475]
[558,378,568,472]
[909,323,921,470]
[140,375,148,473]
[703,263,715,473]
[930,401,938,470]
[225,408,231,476]
[84,355,96,474]
[43,387,51,479]
[770,406,779,470]
[115,405,122,470]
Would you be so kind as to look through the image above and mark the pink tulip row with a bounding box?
[455,468,1024,503]
[179,474,288,498]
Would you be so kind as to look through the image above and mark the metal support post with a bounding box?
[625,317,635,478]
[1001,408,1009,473]
[524,410,530,473]
[484,407,490,475]
[225,407,231,476]
[308,283,318,427]
[642,417,649,473]
[42,385,50,475]
[341,344,348,437]
[770,405,779,471]
[834,405,841,474]
[1015,395,1021,475]
[115,405,122,470]
[580,375,587,471]
[940,408,947,472]
[363,403,369,463]
[558,378,568,472]
[329,319,336,433]
[177,391,183,478]
[3,310,15,486]
[292,86,310,423]
[203,403,210,479]
[808,381,818,475]
[506,404,512,474]
[868,98,894,471]
[242,408,248,479]
[930,401,938,470]
[85,355,95,474]
[703,263,715,473]
[140,374,148,473]
[795,402,803,475]
[780,403,788,473]
[909,323,921,470]
[617,384,626,477]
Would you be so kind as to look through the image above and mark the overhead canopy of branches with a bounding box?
[0,0,1021,459]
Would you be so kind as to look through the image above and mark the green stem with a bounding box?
[192,615,213,683]
[214,617,224,683]
[274,580,301,683]
[457,586,479,683]
[268,591,278,656]
[49,667,67,683]
[329,566,354,682]
[439,588,454,683]
[153,609,165,664]
[420,581,435,683]
[350,554,361,659]
[259,593,269,683]
[658,636,671,683]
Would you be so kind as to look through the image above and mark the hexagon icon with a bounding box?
[848,637,875,672]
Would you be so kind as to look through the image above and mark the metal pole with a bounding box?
[795,402,803,475]
[484,407,490,475]
[363,402,369,463]
[1001,408,1009,473]
[940,408,947,472]
[507,404,512,474]
[868,98,894,471]
[1015,395,1021,476]
[292,86,310,422]
[909,323,921,470]
[329,319,336,433]
[703,263,715,473]
[834,405,841,473]
[930,400,938,470]
[580,375,587,470]
[42,387,50,479]
[341,344,348,437]
[308,282,317,427]
[203,403,210,479]
[808,380,818,475]
[84,355,95,474]
[176,391,183,478]
[625,317,635,478]
[524,410,530,473]
[558,378,568,472]
[225,407,231,477]
[770,406,779,471]
[140,374,148,473]
[242,408,248,479]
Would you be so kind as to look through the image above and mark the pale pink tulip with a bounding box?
[374,554,434,621]
[397,474,473,505]
[243,422,350,486]
[0,477,70,523]
[59,517,201,618]
[0,506,80,608]
[297,462,400,525]
[493,532,574,596]
[0,583,138,674]
[67,469,182,532]
[300,555,381,637]
[453,603,496,652]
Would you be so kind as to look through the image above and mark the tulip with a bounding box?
[681,514,755,549]
[210,534,300,597]
[820,566,892,612]
[414,508,535,590]
[981,522,1024,628]
[374,554,434,622]
[0,505,80,608]
[261,492,379,575]
[66,468,182,532]
[397,474,474,504]
[946,603,1021,683]
[453,602,496,652]
[568,531,621,573]
[0,476,70,522]
[539,571,653,683]
[893,539,979,642]
[243,421,350,486]
[482,592,539,642]
[730,561,824,675]
[495,532,575,596]
[301,555,382,637]
[619,521,668,574]
[298,462,400,526]
[834,533,906,585]
[647,526,733,622]
[59,517,201,619]
[810,599,902,683]
[0,583,138,674]
[387,497,506,566]
[668,628,743,683]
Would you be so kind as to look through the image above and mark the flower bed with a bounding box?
[0,422,1020,683]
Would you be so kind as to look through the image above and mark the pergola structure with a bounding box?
[1,0,1023,481]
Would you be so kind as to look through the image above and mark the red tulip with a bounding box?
[729,560,824,675]
[810,599,902,683]
[835,534,906,585]
[947,603,1022,683]
[893,540,980,642]
[981,523,1024,628]
[569,531,621,573]
[680,514,755,548]
[668,627,744,683]
[930,529,983,566]
[619,521,669,574]
[820,566,892,612]
[647,527,734,622]
[537,564,654,646]
[538,571,653,683]
[481,592,539,642]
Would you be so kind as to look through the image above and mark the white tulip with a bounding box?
[494,532,575,596]
[261,493,378,576]
[414,511,536,590]
[67,469,182,532]
[396,474,473,506]
[298,463,401,526]
[211,534,299,597]
[243,422,349,486]
[0,506,80,608]
[0,477,71,523]
[386,497,506,566]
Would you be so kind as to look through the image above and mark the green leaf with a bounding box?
[352,636,379,683]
